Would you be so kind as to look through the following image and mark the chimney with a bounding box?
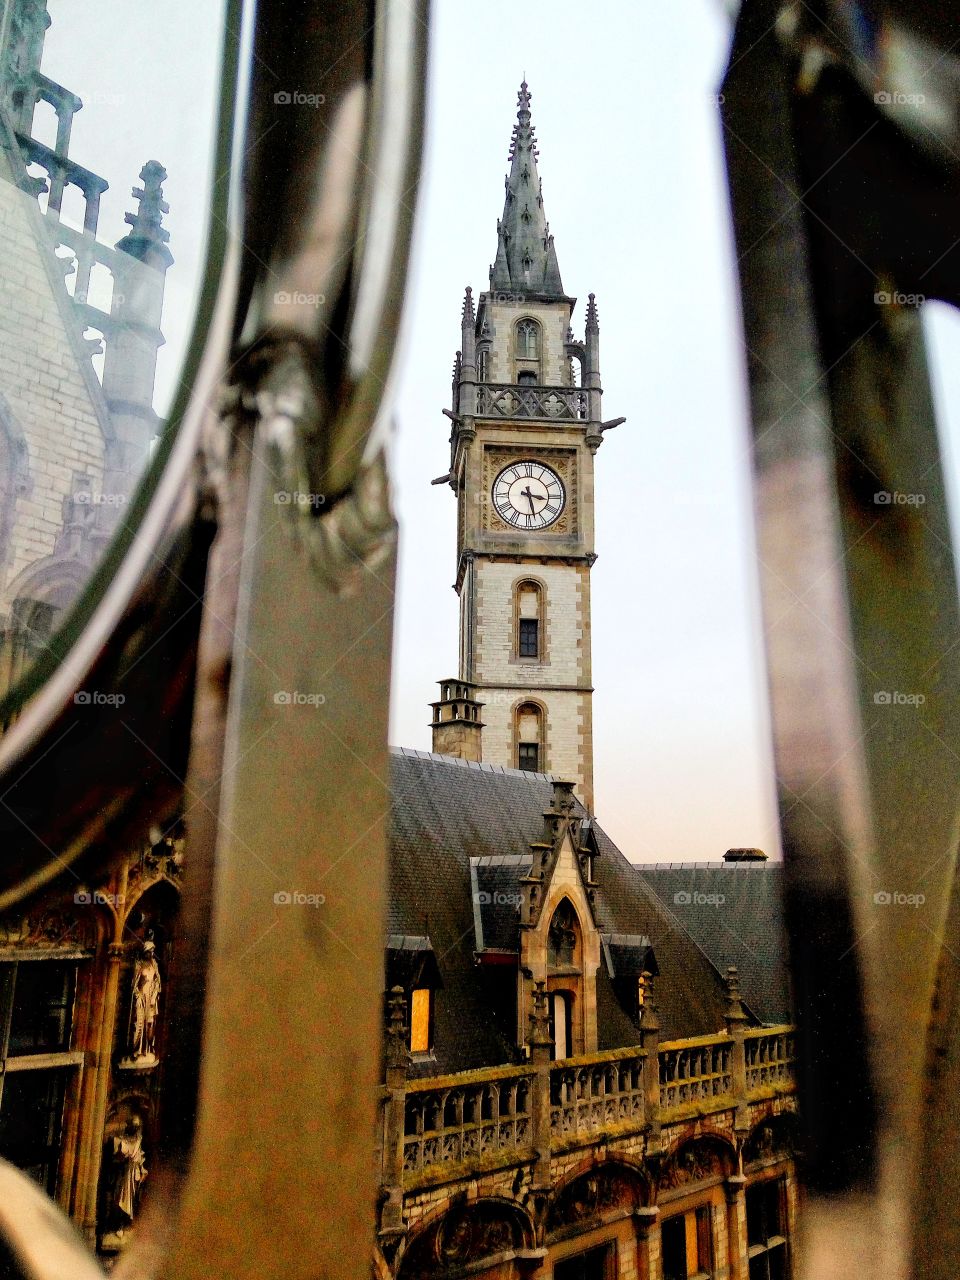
[429,678,484,762]
[723,848,768,863]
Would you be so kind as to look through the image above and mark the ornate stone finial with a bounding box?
[639,970,661,1038]
[117,160,173,266]
[528,979,553,1049]
[586,292,600,334]
[386,985,409,1071]
[725,965,749,1026]
[461,285,475,323]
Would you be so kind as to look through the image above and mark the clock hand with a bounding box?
[521,485,537,515]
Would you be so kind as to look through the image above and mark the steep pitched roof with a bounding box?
[633,861,792,1025]
[387,750,731,1075]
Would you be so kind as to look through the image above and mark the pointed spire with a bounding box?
[585,293,599,334]
[461,285,475,324]
[489,81,564,297]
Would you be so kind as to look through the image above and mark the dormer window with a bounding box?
[409,987,433,1055]
[548,900,579,969]
[385,935,442,1058]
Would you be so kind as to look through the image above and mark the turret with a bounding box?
[429,678,484,762]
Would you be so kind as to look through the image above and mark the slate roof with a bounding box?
[388,749,732,1076]
[633,861,792,1025]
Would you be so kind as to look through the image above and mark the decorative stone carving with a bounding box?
[120,941,161,1068]
[659,1139,732,1190]
[0,903,95,950]
[547,1166,641,1232]
[100,1116,148,1250]
[744,1116,798,1165]
[400,1205,524,1279]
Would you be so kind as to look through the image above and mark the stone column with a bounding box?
[725,966,749,1134]
[529,980,554,1194]
[725,1174,748,1280]
[634,1205,661,1280]
[379,987,409,1249]
[640,971,661,1155]
[74,933,126,1239]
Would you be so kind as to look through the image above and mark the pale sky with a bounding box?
[33,1,960,863]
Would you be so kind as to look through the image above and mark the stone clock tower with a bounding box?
[430,82,622,814]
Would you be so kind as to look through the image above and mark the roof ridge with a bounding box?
[389,744,553,783]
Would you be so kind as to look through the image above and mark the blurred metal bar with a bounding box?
[722,3,960,1277]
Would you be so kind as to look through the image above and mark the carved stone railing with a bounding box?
[476,382,588,421]
[383,1028,797,1193]
[745,1027,795,1092]
[658,1033,734,1109]
[401,1064,535,1177]
[550,1047,646,1140]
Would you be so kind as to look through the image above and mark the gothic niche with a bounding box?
[659,1138,734,1191]
[399,1203,525,1279]
[99,1100,149,1253]
[548,900,579,969]
[119,880,177,1070]
[546,1165,643,1235]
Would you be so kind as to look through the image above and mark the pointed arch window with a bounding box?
[515,702,543,772]
[549,991,572,1061]
[516,319,540,358]
[548,899,580,969]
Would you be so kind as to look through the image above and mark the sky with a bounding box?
[32,0,960,864]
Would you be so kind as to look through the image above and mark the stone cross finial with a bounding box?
[386,985,409,1071]
[118,160,173,266]
[639,970,660,1038]
[528,979,553,1049]
[725,965,749,1026]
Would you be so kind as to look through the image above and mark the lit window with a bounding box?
[549,991,572,1060]
[409,987,432,1054]
[661,1206,714,1280]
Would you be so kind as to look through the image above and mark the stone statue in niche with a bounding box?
[120,940,161,1068]
[100,1116,148,1250]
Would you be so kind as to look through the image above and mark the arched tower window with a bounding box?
[514,579,543,661]
[477,347,489,383]
[515,319,541,383]
[515,702,543,772]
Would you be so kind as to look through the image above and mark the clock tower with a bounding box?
[432,81,622,813]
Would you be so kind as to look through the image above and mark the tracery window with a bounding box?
[516,318,540,359]
[548,900,579,968]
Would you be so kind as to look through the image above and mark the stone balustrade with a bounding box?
[476,382,588,421]
[385,1027,795,1188]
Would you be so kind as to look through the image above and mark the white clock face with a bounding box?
[492,461,566,530]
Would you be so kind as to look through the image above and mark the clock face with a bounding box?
[492,461,566,530]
